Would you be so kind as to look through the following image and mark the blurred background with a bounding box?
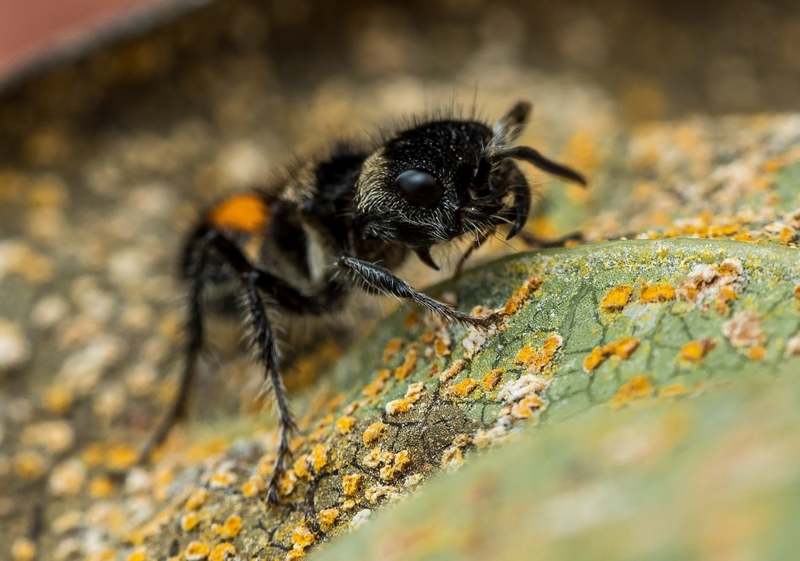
[1,1,799,554]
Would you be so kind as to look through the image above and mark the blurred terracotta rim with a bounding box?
[0,0,211,94]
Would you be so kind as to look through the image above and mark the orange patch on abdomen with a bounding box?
[208,193,269,233]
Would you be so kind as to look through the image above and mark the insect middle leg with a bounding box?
[338,255,505,329]
[142,228,342,504]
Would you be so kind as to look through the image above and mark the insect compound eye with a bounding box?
[394,169,444,209]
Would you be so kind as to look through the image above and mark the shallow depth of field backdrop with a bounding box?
[1,1,800,560]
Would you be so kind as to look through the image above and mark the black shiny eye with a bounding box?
[395,169,444,209]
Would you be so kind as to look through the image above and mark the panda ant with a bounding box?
[138,100,587,504]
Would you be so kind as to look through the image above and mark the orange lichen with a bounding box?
[583,338,640,373]
[208,193,269,233]
[385,381,425,415]
[214,515,242,539]
[44,385,73,414]
[639,282,676,303]
[242,475,265,498]
[362,422,387,445]
[334,416,355,435]
[342,473,363,496]
[318,508,340,531]
[286,549,306,560]
[126,549,146,561]
[502,274,543,315]
[311,444,329,473]
[209,471,237,488]
[600,285,633,311]
[678,259,743,313]
[447,378,479,398]
[293,455,311,479]
[291,526,316,549]
[514,334,563,374]
[105,444,137,470]
[679,339,716,362]
[11,538,36,561]
[794,285,800,300]
[434,334,450,358]
[209,543,236,561]
[382,338,404,363]
[14,451,46,480]
[361,369,391,397]
[394,345,419,380]
[181,513,200,532]
[608,375,654,408]
[659,384,688,398]
[380,450,412,482]
[510,395,545,419]
[402,310,421,331]
[439,359,466,383]
[185,541,211,560]
[88,476,115,498]
[748,346,766,360]
[482,369,504,391]
[185,489,208,510]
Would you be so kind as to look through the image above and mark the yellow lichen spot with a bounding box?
[393,449,411,471]
[402,310,421,330]
[439,359,466,383]
[514,334,564,374]
[293,455,311,479]
[362,422,387,445]
[185,488,208,510]
[639,282,676,303]
[214,515,242,539]
[209,471,237,488]
[361,369,391,397]
[88,476,115,498]
[659,384,688,398]
[434,335,450,358]
[502,274,543,316]
[386,382,425,415]
[583,338,639,373]
[312,444,329,473]
[447,378,479,398]
[291,526,316,549]
[126,549,146,561]
[394,345,418,380]
[583,347,606,373]
[185,541,210,560]
[382,338,404,363]
[209,543,236,561]
[609,337,639,359]
[794,285,800,300]
[14,451,47,480]
[482,369,504,391]
[342,473,363,496]
[181,513,200,532]
[679,339,716,363]
[510,395,545,419]
[600,285,633,312]
[242,475,265,498]
[106,444,137,470]
[748,345,766,360]
[44,385,73,414]
[334,416,356,434]
[441,446,464,470]
[208,193,268,233]
[608,375,654,408]
[11,537,36,561]
[318,508,340,531]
